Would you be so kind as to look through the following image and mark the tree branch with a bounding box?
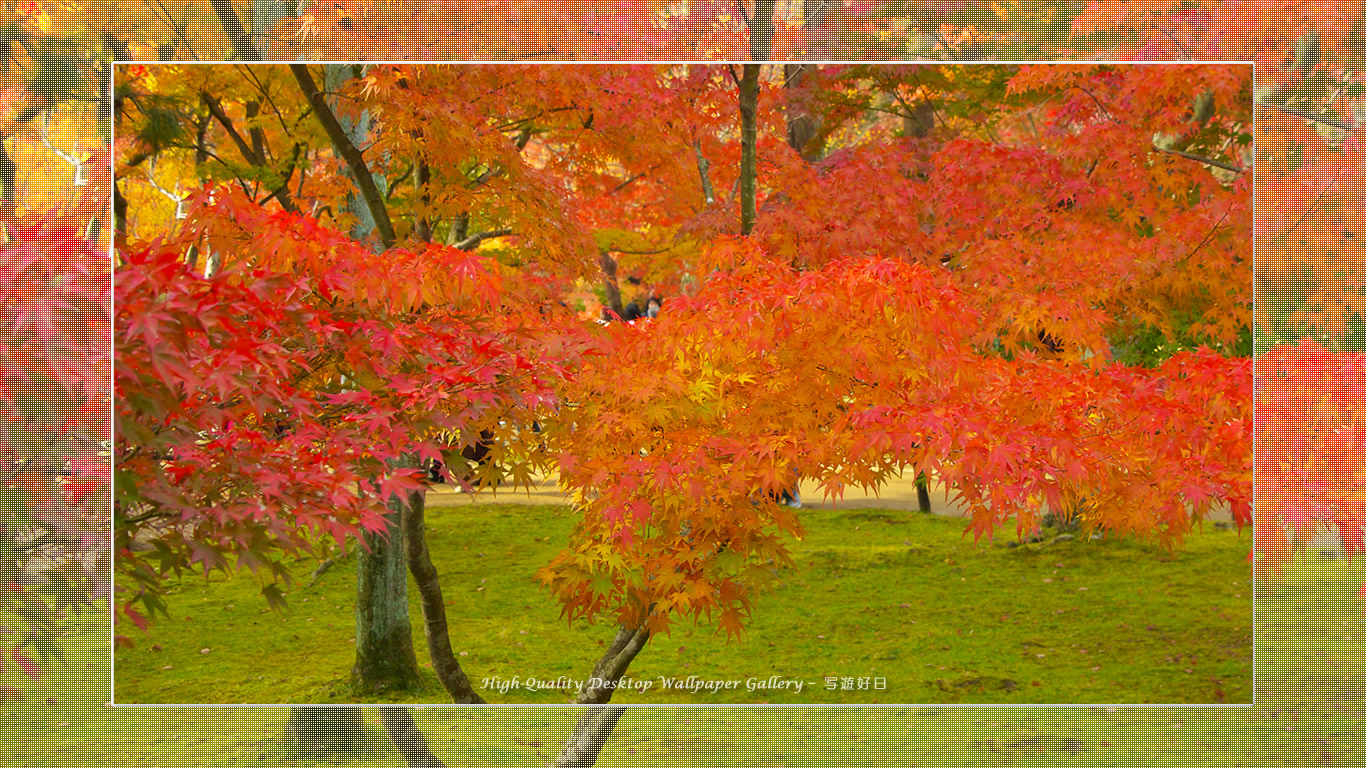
[290,64,397,249]
[607,244,676,256]
[1152,144,1245,174]
[543,622,648,766]
[209,0,262,61]
[201,92,301,213]
[573,623,650,705]
[201,92,259,162]
[693,142,715,206]
[1152,26,1193,60]
[607,164,658,196]
[453,228,512,250]
[386,162,415,199]
[1254,100,1354,131]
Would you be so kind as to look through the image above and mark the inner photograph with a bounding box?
[112,62,1253,705]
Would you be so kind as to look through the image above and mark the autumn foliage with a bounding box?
[0,216,110,693]
[104,62,1265,653]
[114,188,570,638]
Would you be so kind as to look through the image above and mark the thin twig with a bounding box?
[1255,100,1354,131]
[1281,167,1343,239]
[1152,144,1245,174]
[1153,26,1193,60]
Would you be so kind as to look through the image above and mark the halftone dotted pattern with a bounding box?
[3,2,1360,767]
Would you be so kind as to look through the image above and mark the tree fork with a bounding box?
[573,623,650,705]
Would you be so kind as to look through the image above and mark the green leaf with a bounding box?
[261,583,289,613]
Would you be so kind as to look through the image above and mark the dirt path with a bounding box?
[429,470,1362,551]
[429,470,1237,524]
[429,470,963,511]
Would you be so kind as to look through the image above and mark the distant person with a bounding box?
[779,468,802,508]
[763,466,802,508]
[645,295,662,319]
[429,428,496,489]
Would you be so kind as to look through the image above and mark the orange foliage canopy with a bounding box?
[114,62,1256,642]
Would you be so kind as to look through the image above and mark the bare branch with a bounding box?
[607,244,676,256]
[1152,26,1193,60]
[144,156,186,217]
[1280,166,1344,239]
[607,164,659,196]
[386,162,415,199]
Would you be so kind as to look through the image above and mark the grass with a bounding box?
[3,546,1363,767]
[112,500,1252,705]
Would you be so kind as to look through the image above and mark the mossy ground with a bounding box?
[5,547,1363,767]
[111,501,1251,705]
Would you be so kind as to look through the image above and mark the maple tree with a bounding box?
[0,1,1360,765]
[107,54,1257,765]
[0,211,110,699]
[0,2,112,700]
[7,0,1366,766]
[1058,3,1366,588]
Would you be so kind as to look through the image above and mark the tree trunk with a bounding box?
[252,0,294,58]
[547,708,629,768]
[303,61,420,693]
[572,624,649,705]
[0,136,16,219]
[207,0,421,745]
[738,64,761,236]
[546,622,648,768]
[284,707,370,755]
[352,456,422,694]
[738,0,771,238]
[379,709,448,768]
[916,472,932,513]
[414,156,433,243]
[783,0,832,163]
[783,64,823,162]
[401,486,484,703]
[599,250,625,317]
[904,99,935,138]
[745,0,777,61]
